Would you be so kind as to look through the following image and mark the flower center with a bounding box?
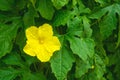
[40,40,44,44]
[39,37,44,44]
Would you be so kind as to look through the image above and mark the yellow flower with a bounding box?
[23,23,61,62]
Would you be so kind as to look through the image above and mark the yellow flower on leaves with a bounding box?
[23,23,61,62]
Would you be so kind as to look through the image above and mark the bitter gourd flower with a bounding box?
[23,23,61,62]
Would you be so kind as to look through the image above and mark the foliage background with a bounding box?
[0,0,120,80]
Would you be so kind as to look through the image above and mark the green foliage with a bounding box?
[51,0,69,9]
[53,10,73,27]
[0,18,21,58]
[0,0,120,80]
[0,67,19,80]
[37,0,55,20]
[90,3,120,39]
[67,37,95,61]
[50,38,75,80]
[0,0,14,11]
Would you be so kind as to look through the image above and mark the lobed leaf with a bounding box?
[0,68,19,80]
[67,36,95,61]
[37,0,55,20]
[53,10,72,27]
[90,3,120,39]
[0,19,21,58]
[51,0,69,9]
[75,58,92,78]
[50,37,75,80]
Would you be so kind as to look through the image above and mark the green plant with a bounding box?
[0,0,120,80]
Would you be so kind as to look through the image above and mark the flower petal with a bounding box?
[23,23,61,62]
[38,24,53,38]
[44,36,61,53]
[26,26,39,40]
[36,46,53,62]
[23,43,36,56]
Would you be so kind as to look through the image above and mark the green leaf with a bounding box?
[0,0,14,11]
[37,0,55,20]
[0,18,21,58]
[90,3,120,39]
[30,0,36,7]
[22,53,38,66]
[53,10,72,27]
[77,0,91,14]
[15,28,26,52]
[2,52,24,67]
[67,17,83,37]
[14,0,26,10]
[22,72,46,80]
[75,58,92,78]
[79,54,106,80]
[95,0,107,6]
[99,11,117,39]
[116,15,120,48]
[0,36,12,58]
[67,17,83,31]
[51,0,69,9]
[89,8,108,19]
[50,37,75,80]
[23,5,38,28]
[82,16,92,38]
[0,67,19,80]
[93,54,106,80]
[67,36,95,61]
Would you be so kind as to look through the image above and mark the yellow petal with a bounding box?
[44,36,61,53]
[36,46,53,62]
[23,43,36,56]
[38,24,53,38]
[27,39,39,48]
[26,26,38,40]
[23,23,61,62]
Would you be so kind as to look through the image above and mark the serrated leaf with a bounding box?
[37,0,55,20]
[0,19,21,58]
[51,0,69,9]
[0,36,12,58]
[95,0,107,6]
[90,9,108,19]
[67,17,83,37]
[67,16,82,29]
[77,0,91,14]
[80,54,106,80]
[99,11,117,39]
[93,54,106,80]
[67,36,95,61]
[23,5,37,28]
[50,38,75,80]
[90,3,120,39]
[0,68,19,80]
[75,59,92,78]
[82,16,92,38]
[2,52,24,67]
[53,10,72,27]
